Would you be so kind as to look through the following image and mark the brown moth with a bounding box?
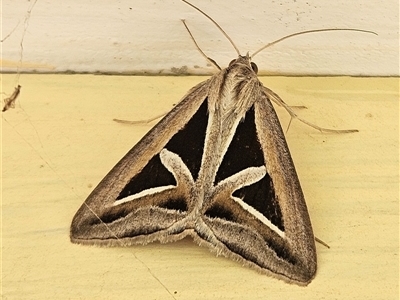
[70,0,374,285]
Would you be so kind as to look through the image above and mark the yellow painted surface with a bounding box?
[1,74,399,299]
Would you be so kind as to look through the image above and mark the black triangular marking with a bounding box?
[233,176,284,231]
[116,99,208,201]
[214,106,284,231]
[215,106,265,183]
[164,99,208,181]
[116,155,175,200]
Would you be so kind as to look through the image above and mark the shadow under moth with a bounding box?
[70,0,374,286]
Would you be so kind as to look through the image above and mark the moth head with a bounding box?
[228,54,258,74]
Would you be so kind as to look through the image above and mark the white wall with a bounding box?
[2,0,399,76]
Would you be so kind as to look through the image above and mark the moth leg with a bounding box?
[267,91,307,110]
[263,86,358,134]
[113,112,167,125]
[289,105,307,109]
[315,237,330,249]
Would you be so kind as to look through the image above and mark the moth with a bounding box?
[2,85,21,112]
[71,0,374,286]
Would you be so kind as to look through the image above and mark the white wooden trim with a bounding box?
[2,0,398,76]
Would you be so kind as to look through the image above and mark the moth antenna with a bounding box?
[181,0,241,56]
[181,19,221,70]
[251,28,377,58]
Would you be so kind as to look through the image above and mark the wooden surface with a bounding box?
[1,74,399,299]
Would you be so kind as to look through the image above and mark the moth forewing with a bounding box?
[255,92,317,278]
[70,80,210,242]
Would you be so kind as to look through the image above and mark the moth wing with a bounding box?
[70,79,211,245]
[200,90,316,285]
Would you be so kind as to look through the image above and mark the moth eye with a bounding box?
[251,62,258,74]
[229,59,236,67]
